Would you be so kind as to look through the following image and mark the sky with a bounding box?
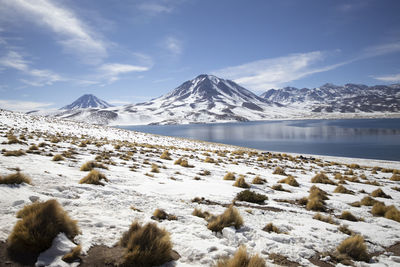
[0,0,400,111]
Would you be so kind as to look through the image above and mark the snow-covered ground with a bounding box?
[1,109,400,266]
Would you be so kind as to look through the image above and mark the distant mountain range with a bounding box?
[260,83,400,113]
[29,74,400,125]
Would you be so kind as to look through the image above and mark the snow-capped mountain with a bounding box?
[61,94,113,110]
[110,74,295,125]
[260,83,400,113]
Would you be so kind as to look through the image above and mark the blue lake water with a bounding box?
[118,119,400,161]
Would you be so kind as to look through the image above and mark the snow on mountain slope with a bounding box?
[260,83,400,113]
[108,74,301,125]
[61,94,113,110]
[1,109,400,267]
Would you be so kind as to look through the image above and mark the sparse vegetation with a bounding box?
[62,245,81,263]
[278,176,299,187]
[7,199,79,257]
[153,209,177,221]
[390,174,400,181]
[4,150,26,157]
[224,172,236,180]
[151,163,160,173]
[336,235,370,262]
[340,211,358,222]
[272,184,290,192]
[371,188,391,199]
[160,150,172,160]
[80,161,108,171]
[52,154,64,161]
[192,208,211,219]
[233,176,250,188]
[262,223,281,233]
[371,202,400,222]
[305,186,328,211]
[207,206,243,232]
[120,221,174,266]
[311,173,336,185]
[313,213,337,224]
[0,171,31,185]
[215,246,266,267]
[273,167,286,175]
[252,176,266,184]
[79,170,108,186]
[235,190,268,204]
[334,185,354,194]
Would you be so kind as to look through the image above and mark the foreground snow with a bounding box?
[0,110,399,266]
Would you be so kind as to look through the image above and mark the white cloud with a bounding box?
[373,73,400,83]
[0,0,107,64]
[0,50,64,86]
[360,41,400,59]
[138,3,173,15]
[0,99,54,112]
[164,36,182,56]
[99,63,150,83]
[213,51,348,90]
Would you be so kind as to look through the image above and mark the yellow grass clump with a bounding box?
[313,213,337,225]
[207,206,243,232]
[7,200,79,257]
[52,154,64,161]
[79,170,108,186]
[336,235,370,262]
[339,211,358,222]
[278,176,299,187]
[215,246,266,267]
[262,223,281,233]
[273,167,286,175]
[252,176,266,184]
[160,150,172,160]
[62,245,81,263]
[120,221,174,266]
[224,172,236,180]
[235,190,268,204]
[311,173,336,185]
[80,161,108,171]
[334,185,354,194]
[233,176,250,188]
[371,188,391,199]
[0,171,31,185]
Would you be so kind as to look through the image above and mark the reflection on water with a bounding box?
[119,119,400,161]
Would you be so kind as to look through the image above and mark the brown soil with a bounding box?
[0,241,36,267]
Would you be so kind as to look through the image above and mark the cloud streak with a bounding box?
[98,63,150,83]
[0,50,64,86]
[373,73,400,83]
[0,0,107,64]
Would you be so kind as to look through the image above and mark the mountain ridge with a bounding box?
[61,94,113,110]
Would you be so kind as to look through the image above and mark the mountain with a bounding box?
[260,83,400,113]
[110,74,295,125]
[61,94,113,110]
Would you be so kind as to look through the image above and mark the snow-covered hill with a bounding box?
[1,109,400,266]
[260,83,400,113]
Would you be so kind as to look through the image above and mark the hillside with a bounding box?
[0,110,400,266]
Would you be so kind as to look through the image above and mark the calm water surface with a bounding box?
[118,119,400,161]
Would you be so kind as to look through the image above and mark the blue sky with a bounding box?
[0,0,400,111]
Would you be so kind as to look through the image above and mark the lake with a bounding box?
[118,118,400,161]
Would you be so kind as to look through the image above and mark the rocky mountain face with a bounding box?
[260,83,400,113]
[61,94,113,110]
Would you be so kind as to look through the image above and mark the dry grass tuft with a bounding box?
[233,176,250,188]
[371,202,400,222]
[262,223,281,233]
[334,185,354,194]
[271,184,290,192]
[235,190,268,204]
[174,157,193,168]
[313,213,337,224]
[80,161,108,171]
[338,225,354,236]
[207,206,243,232]
[273,167,286,175]
[160,150,172,160]
[204,157,215,163]
[153,209,177,221]
[151,163,160,173]
[224,172,236,180]
[311,173,336,185]
[7,199,79,257]
[4,150,26,157]
[371,188,391,199]
[360,196,379,206]
[0,171,31,185]
[120,221,174,267]
[336,235,370,262]
[340,211,358,222]
[390,174,400,181]
[306,186,328,211]
[252,176,266,184]
[79,170,108,186]
[52,154,64,161]
[215,246,266,267]
[192,208,211,219]
[278,176,299,187]
[62,245,81,263]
